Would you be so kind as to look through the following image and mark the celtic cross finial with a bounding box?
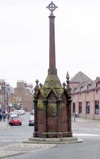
[46,1,58,16]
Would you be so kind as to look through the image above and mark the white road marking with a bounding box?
[73,128,100,131]
[0,134,100,143]
[16,140,24,142]
[0,133,100,142]
[0,139,27,142]
[1,140,12,142]
[73,133,100,137]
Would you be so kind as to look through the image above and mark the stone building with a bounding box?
[71,71,100,120]
[14,81,34,111]
[0,79,14,112]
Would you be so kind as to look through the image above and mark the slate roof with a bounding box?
[72,80,96,94]
[70,71,92,83]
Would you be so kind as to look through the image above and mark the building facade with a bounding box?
[0,79,14,112]
[71,72,100,120]
[14,81,34,111]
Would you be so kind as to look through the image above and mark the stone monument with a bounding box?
[33,1,72,138]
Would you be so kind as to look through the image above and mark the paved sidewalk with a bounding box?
[0,143,56,158]
[72,116,100,123]
[0,120,9,130]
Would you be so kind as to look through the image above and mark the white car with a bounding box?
[30,109,34,115]
[19,109,25,115]
[14,110,21,116]
[29,115,34,126]
[9,111,18,119]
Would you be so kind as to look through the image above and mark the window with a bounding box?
[79,102,82,113]
[95,101,99,114]
[86,102,90,114]
[73,103,75,113]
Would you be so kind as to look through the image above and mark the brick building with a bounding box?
[70,71,100,120]
[14,81,34,111]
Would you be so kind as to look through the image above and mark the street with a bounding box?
[0,114,100,158]
[0,112,33,147]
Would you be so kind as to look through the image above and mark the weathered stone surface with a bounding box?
[33,2,72,138]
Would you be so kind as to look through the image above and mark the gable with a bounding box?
[70,71,92,83]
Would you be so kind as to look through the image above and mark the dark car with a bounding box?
[29,115,34,126]
[9,117,22,126]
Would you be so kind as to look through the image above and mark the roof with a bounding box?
[70,71,92,83]
[72,80,96,94]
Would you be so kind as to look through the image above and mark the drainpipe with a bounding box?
[93,89,95,120]
[85,91,86,119]
[78,92,79,117]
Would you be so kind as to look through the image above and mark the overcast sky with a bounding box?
[0,0,100,88]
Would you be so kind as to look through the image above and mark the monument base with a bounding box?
[33,131,72,138]
[23,136,83,144]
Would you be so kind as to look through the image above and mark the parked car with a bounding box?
[8,111,18,119]
[9,116,22,126]
[14,110,21,116]
[30,109,34,115]
[19,109,25,115]
[29,115,34,126]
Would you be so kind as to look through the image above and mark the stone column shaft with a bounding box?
[48,15,57,75]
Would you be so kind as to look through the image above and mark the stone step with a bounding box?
[23,136,83,144]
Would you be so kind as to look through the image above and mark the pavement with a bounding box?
[72,116,100,123]
[0,119,9,130]
[0,117,96,158]
[0,143,56,158]
[0,120,56,158]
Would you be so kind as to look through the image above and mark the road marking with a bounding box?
[73,128,100,131]
[0,139,28,142]
[1,140,12,142]
[73,133,100,137]
[0,134,100,143]
[16,140,24,142]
